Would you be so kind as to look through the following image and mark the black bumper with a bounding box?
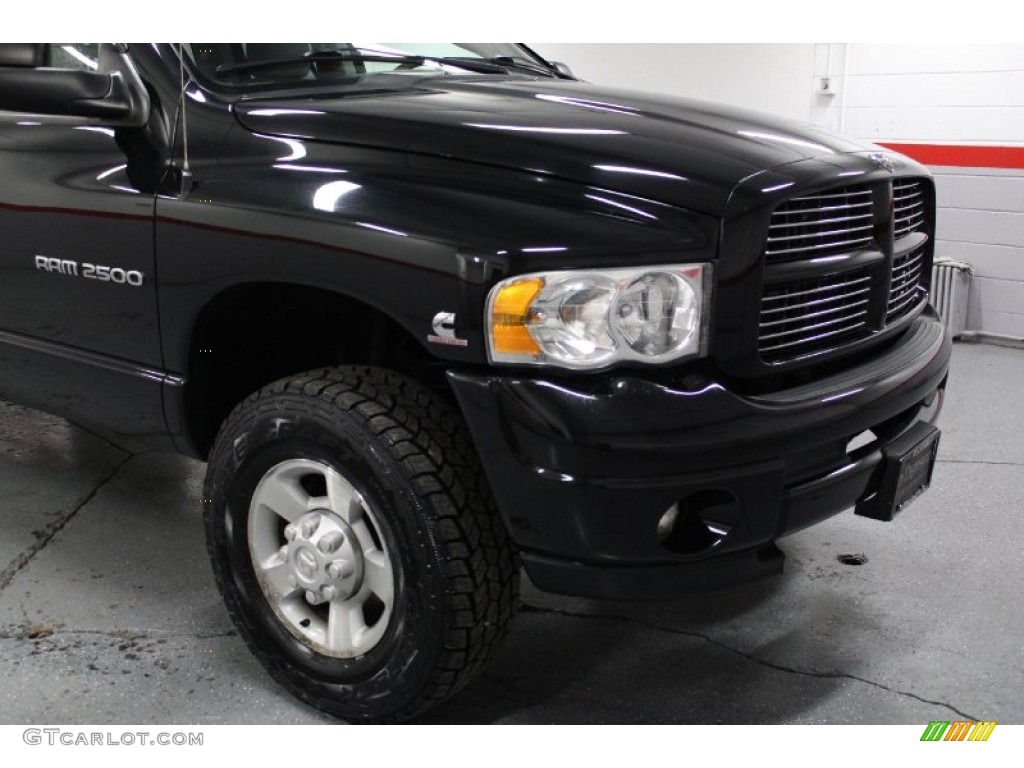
[448,310,952,599]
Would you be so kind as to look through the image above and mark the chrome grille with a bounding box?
[757,176,932,365]
[765,185,875,264]
[888,244,927,323]
[893,179,925,239]
[758,269,873,361]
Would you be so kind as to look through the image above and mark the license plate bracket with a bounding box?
[855,423,940,522]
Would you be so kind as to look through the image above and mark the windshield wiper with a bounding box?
[216,51,510,76]
[485,56,564,78]
[430,55,560,78]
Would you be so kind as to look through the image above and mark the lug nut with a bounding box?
[327,559,355,580]
[321,586,338,602]
[300,515,321,538]
[305,590,321,605]
[283,524,297,542]
[278,545,289,560]
[317,531,345,554]
[287,574,298,588]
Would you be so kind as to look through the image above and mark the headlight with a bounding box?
[486,264,710,369]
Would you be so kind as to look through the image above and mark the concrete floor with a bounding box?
[0,341,1021,724]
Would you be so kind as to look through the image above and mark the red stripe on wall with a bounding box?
[878,143,1024,170]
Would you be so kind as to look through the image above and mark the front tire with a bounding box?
[203,367,518,722]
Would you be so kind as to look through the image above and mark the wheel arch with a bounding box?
[177,281,441,459]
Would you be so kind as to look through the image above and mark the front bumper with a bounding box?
[449,309,951,599]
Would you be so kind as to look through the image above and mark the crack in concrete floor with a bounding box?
[519,603,980,722]
[0,453,133,593]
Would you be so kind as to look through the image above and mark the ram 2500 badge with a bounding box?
[0,43,950,722]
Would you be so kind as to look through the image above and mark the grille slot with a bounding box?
[887,245,927,323]
[758,270,873,361]
[893,179,925,239]
[765,186,875,263]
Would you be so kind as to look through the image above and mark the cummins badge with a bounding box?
[428,311,468,347]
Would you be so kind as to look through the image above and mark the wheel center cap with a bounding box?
[294,548,319,580]
[283,510,364,603]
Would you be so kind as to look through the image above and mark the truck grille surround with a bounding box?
[758,178,931,364]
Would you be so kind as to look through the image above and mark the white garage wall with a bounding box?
[532,43,1024,340]
[837,44,1024,142]
[531,44,818,121]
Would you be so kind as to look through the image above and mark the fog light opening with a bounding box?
[658,489,740,555]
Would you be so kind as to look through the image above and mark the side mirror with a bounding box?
[550,61,574,78]
[0,43,135,121]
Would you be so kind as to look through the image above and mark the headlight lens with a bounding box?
[486,264,710,369]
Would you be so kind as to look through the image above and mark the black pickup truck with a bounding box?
[0,43,950,722]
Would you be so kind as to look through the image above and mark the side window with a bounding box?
[49,44,100,71]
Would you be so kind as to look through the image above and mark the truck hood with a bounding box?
[234,77,877,215]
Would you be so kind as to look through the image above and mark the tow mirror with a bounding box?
[0,43,139,121]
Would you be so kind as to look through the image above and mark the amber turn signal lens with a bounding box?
[490,277,543,356]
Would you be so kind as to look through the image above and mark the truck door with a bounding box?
[0,44,169,438]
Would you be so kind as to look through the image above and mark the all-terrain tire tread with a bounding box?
[204,366,519,722]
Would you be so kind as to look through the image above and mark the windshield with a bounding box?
[184,43,554,92]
